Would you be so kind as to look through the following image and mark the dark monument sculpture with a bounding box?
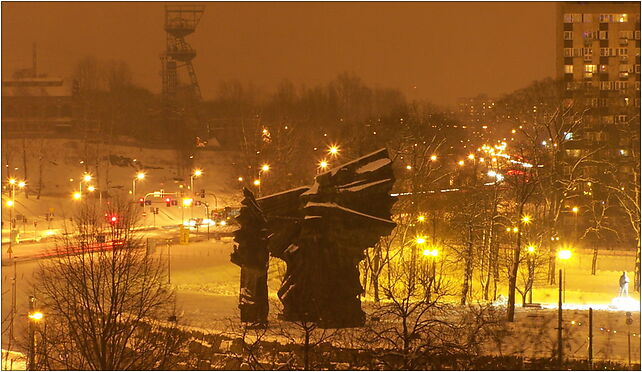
[231,148,396,328]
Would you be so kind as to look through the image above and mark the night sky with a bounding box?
[2,1,557,106]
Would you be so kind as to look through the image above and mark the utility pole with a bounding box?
[557,269,563,369]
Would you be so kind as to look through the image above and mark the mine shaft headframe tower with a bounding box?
[162,4,204,101]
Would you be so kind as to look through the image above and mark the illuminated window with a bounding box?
[564,31,573,40]
[617,14,628,22]
[585,64,597,73]
[599,31,609,40]
[565,65,574,74]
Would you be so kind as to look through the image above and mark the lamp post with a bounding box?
[571,206,579,242]
[558,249,572,303]
[27,295,43,370]
[190,169,202,195]
[132,172,145,197]
[80,173,91,195]
[257,164,269,196]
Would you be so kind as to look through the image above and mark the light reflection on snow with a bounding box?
[540,296,640,312]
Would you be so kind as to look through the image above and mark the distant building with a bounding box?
[1,76,74,136]
[456,94,498,141]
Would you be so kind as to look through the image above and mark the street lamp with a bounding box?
[558,249,572,302]
[430,155,438,161]
[72,192,82,201]
[190,169,202,194]
[417,215,426,223]
[328,145,339,156]
[132,172,145,196]
[522,215,531,224]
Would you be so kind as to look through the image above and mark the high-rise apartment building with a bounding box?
[556,2,641,247]
[556,2,640,152]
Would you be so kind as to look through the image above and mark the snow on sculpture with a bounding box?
[231,148,396,328]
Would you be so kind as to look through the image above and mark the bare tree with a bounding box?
[31,199,185,370]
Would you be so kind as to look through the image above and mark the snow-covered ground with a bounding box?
[1,138,639,366]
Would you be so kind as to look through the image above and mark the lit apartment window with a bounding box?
[617,14,628,22]
[585,64,597,73]
[564,31,573,40]
[583,47,593,56]
[564,65,574,74]
[599,31,609,40]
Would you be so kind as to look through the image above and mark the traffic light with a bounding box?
[200,189,206,198]
[165,197,172,207]
[139,198,145,207]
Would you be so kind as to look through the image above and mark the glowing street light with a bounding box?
[522,215,531,224]
[190,169,201,193]
[527,246,536,253]
[8,178,16,185]
[458,160,465,166]
[423,248,439,257]
[6,200,14,207]
[82,174,92,183]
[182,198,193,207]
[17,181,26,188]
[87,185,96,192]
[261,164,270,172]
[571,206,579,214]
[132,172,145,196]
[238,176,244,182]
[468,154,475,160]
[319,160,329,170]
[253,179,261,186]
[417,215,426,222]
[558,249,572,260]
[73,192,82,200]
[406,165,412,170]
[28,311,44,321]
[430,155,438,161]
[416,237,426,245]
[328,145,339,156]
[512,227,519,233]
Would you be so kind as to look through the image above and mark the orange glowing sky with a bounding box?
[2,2,557,105]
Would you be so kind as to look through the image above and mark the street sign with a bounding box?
[179,226,189,245]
